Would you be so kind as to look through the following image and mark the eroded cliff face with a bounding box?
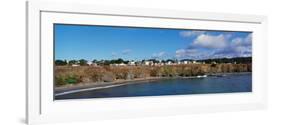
[55,64,252,86]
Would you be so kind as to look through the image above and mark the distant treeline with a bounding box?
[55,58,131,66]
[196,57,252,64]
[55,57,252,66]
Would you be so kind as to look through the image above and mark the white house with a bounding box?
[167,61,172,65]
[118,63,126,66]
[71,64,80,67]
[91,63,98,66]
[211,61,217,64]
[128,61,136,66]
[87,61,92,66]
[110,64,117,67]
[150,61,154,66]
[144,61,150,66]
[143,61,154,66]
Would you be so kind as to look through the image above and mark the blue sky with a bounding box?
[55,24,252,61]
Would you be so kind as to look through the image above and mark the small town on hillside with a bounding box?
[55,57,248,67]
[57,59,205,67]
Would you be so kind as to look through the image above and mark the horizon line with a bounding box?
[55,56,252,61]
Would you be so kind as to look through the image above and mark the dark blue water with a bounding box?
[55,73,252,100]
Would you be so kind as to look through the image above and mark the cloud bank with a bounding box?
[179,31,205,37]
[177,32,252,59]
[193,34,227,49]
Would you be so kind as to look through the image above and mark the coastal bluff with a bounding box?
[55,63,251,87]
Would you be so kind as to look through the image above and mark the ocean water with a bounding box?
[55,73,252,100]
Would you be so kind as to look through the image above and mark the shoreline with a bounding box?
[55,77,173,96]
[55,72,251,96]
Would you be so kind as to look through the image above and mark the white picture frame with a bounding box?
[26,1,267,124]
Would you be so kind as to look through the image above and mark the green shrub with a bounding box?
[65,75,79,84]
[55,76,65,86]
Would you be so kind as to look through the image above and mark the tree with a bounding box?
[68,60,78,65]
[110,58,124,64]
[92,59,98,63]
[148,59,160,63]
[116,58,124,64]
[166,59,175,63]
[55,60,67,66]
[79,59,88,66]
[196,57,252,64]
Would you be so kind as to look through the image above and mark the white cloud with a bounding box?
[175,49,187,58]
[175,49,211,59]
[175,49,196,58]
[231,34,252,47]
[122,49,132,55]
[193,34,227,49]
[213,34,252,58]
[179,31,205,37]
[152,51,167,59]
[111,52,118,57]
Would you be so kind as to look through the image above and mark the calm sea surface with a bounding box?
[55,73,252,100]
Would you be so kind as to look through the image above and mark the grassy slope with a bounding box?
[55,63,252,87]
